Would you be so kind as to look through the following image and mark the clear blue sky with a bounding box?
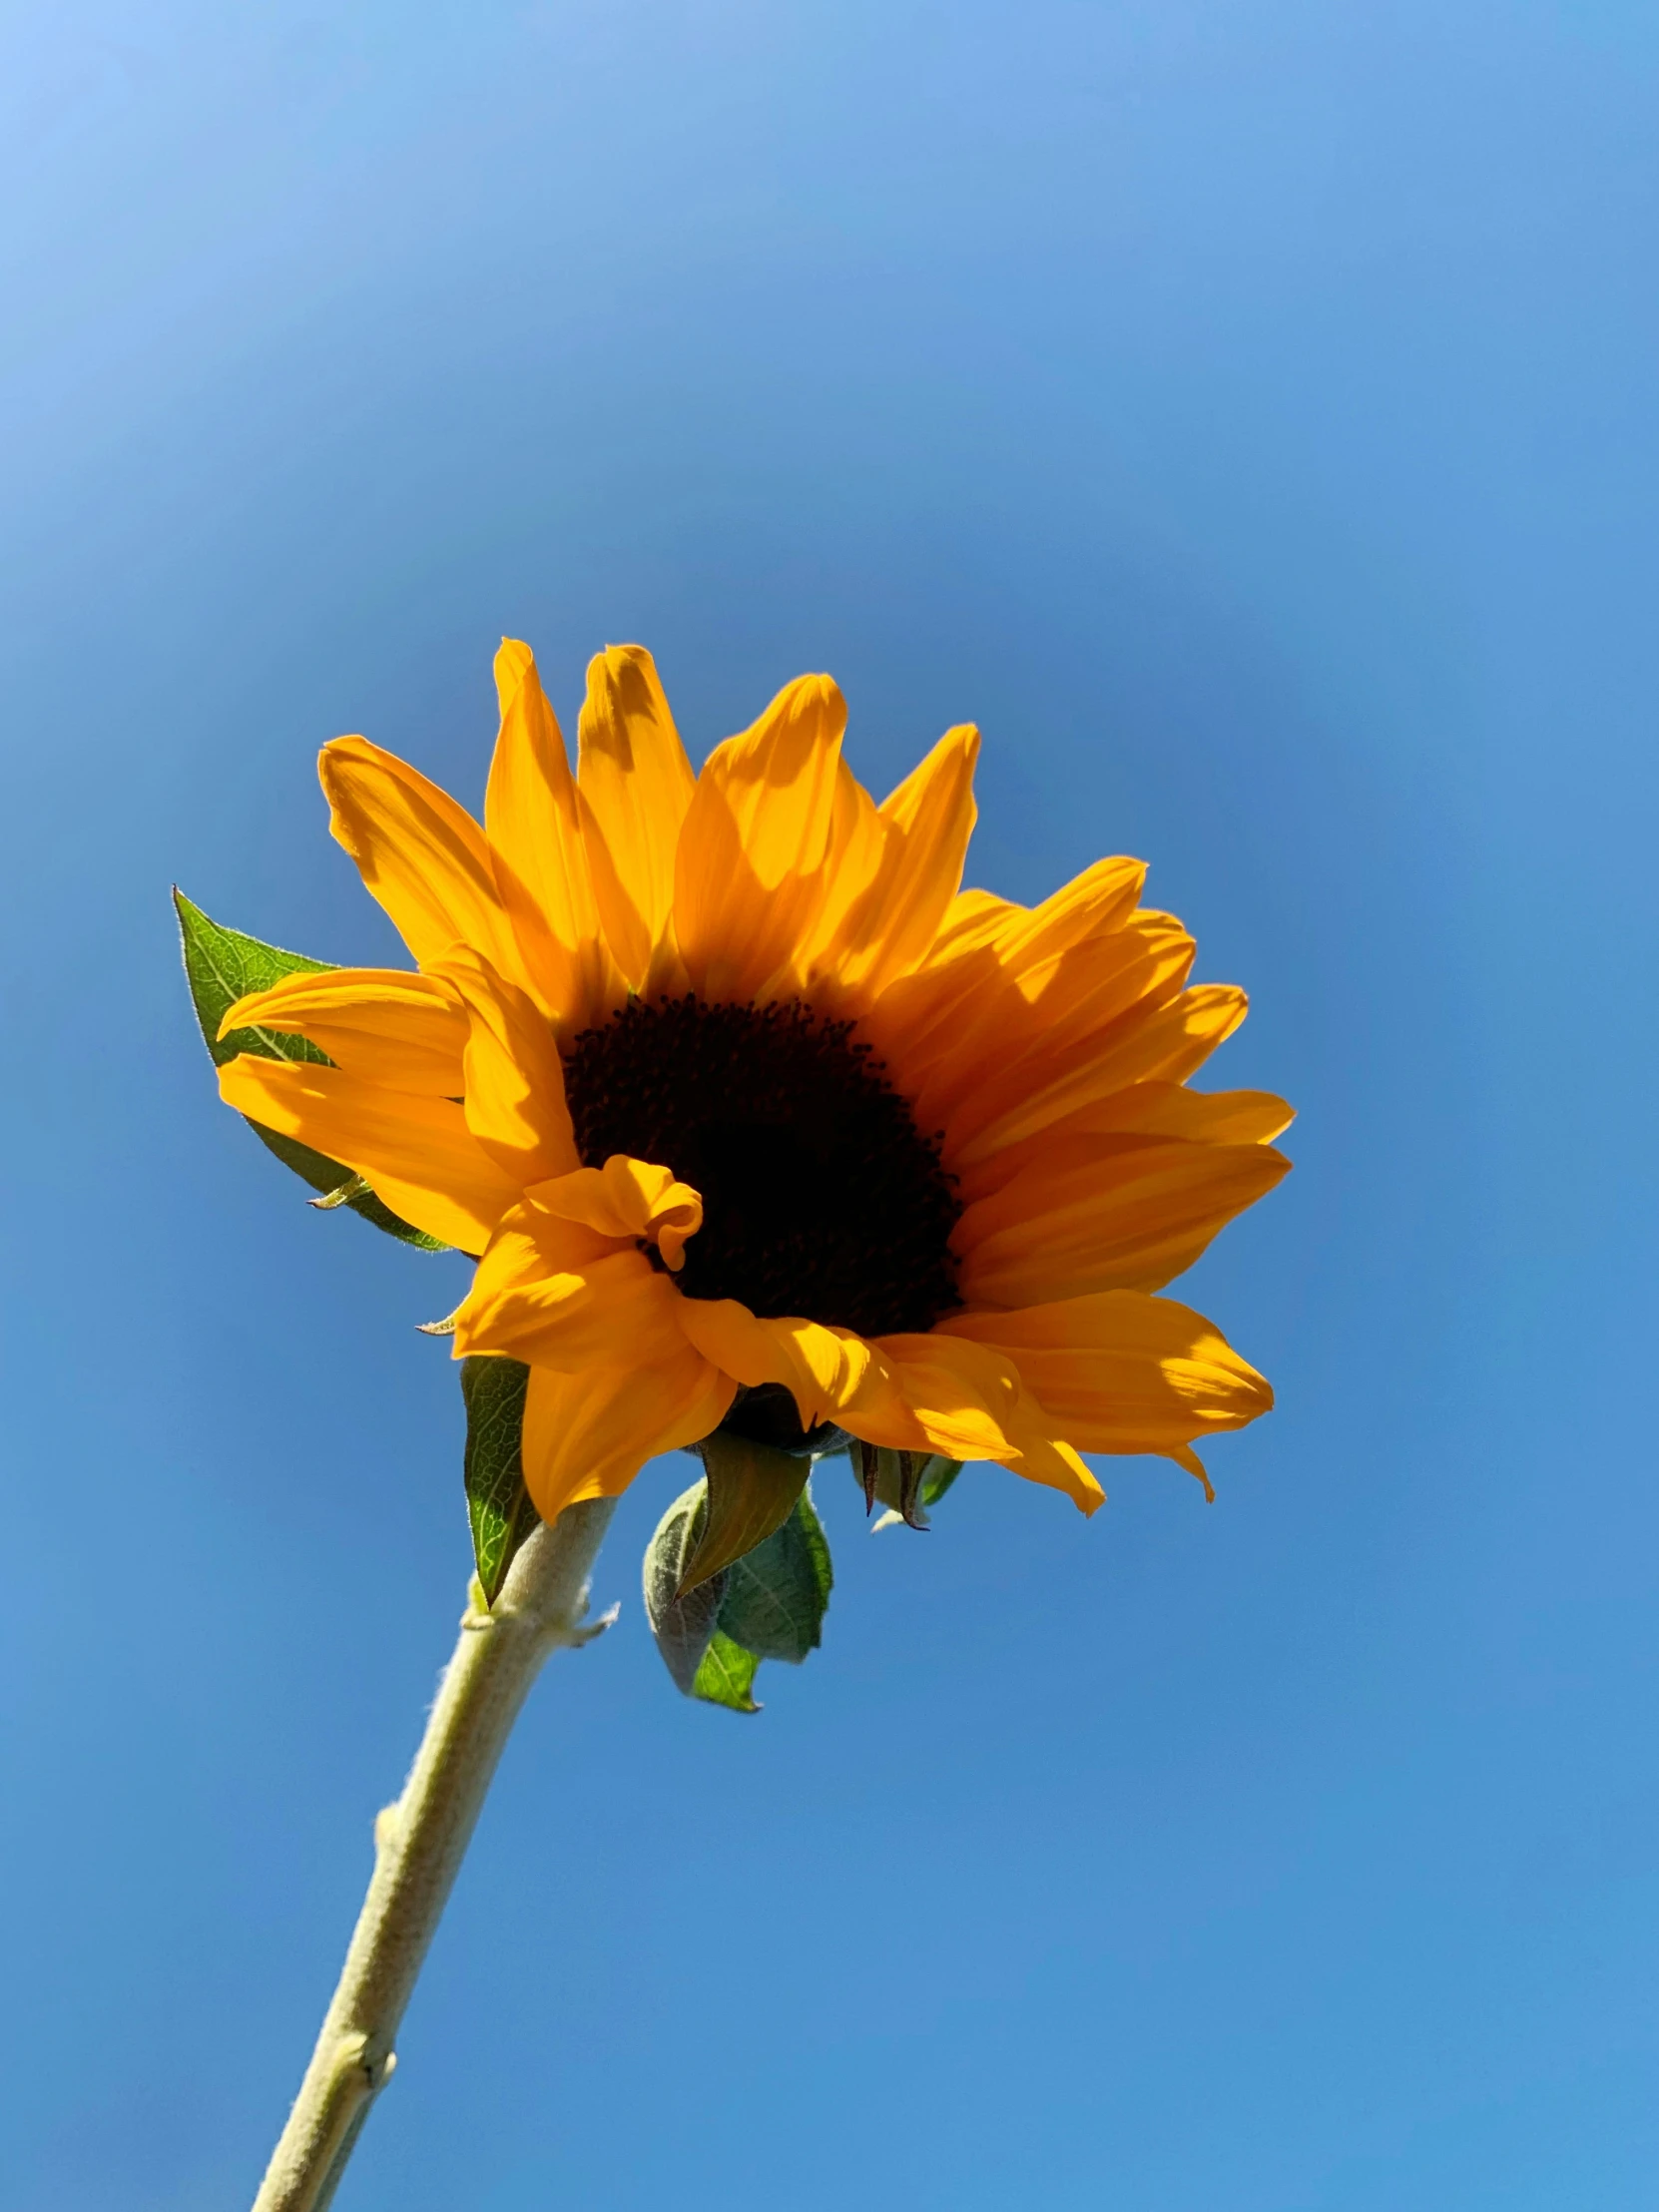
[3,3,1656,2206]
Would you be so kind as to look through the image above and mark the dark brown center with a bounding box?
[562,995,961,1352]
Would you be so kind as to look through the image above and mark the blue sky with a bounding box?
[3,2,1657,2205]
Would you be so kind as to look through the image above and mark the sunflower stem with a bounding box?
[250,1496,619,2212]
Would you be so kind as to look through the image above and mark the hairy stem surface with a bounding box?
[251,1497,618,2212]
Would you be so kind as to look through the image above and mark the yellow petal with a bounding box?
[674,1298,887,1432]
[576,645,696,987]
[789,764,886,987]
[519,1350,736,1521]
[427,946,579,1187]
[800,725,981,999]
[218,1054,517,1252]
[671,1296,1100,1510]
[900,910,1196,1146]
[949,984,1251,1167]
[220,968,469,1096]
[959,1079,1301,1203]
[1083,1081,1295,1147]
[531,1155,704,1273]
[860,855,1149,1105]
[956,1081,1296,1202]
[484,641,624,1034]
[673,673,846,1001]
[937,1292,1273,1454]
[956,1137,1291,1304]
[859,1331,1105,1513]
[452,1205,688,1370]
[318,737,544,996]
[930,885,1024,958]
[871,725,980,948]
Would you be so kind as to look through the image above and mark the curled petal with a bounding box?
[427,945,578,1187]
[530,1155,704,1273]
[674,1298,887,1432]
[452,1205,688,1371]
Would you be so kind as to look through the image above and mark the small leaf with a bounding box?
[692,1631,762,1714]
[678,1430,810,1595]
[643,1479,729,1693]
[716,1484,833,1664]
[460,1356,542,1606]
[174,887,445,1251]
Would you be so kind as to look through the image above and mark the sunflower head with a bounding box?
[187,637,1290,1704]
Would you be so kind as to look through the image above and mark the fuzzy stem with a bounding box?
[250,1497,619,2212]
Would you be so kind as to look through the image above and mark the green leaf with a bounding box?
[692,1631,762,1714]
[716,1484,833,1664]
[642,1479,729,1694]
[679,1429,811,1595]
[460,1356,542,1606]
[920,1455,963,1509]
[174,887,445,1250]
[646,1477,835,1711]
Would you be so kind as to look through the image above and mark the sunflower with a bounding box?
[218,641,1290,1536]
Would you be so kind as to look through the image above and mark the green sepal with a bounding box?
[678,1430,810,1595]
[173,887,445,1251]
[853,1442,964,1530]
[643,1480,729,1694]
[459,1356,542,1606]
[715,1484,833,1663]
[692,1631,762,1713]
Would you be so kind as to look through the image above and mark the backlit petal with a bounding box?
[956,1081,1296,1203]
[937,1292,1273,1455]
[576,646,696,987]
[218,1053,517,1252]
[957,1137,1292,1303]
[801,725,980,999]
[950,985,1251,1166]
[881,908,1194,1148]
[220,968,468,1096]
[318,737,545,996]
[861,855,1148,1104]
[674,673,846,1001]
[484,640,624,1033]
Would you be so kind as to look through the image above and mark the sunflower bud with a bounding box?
[852,1441,964,1529]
